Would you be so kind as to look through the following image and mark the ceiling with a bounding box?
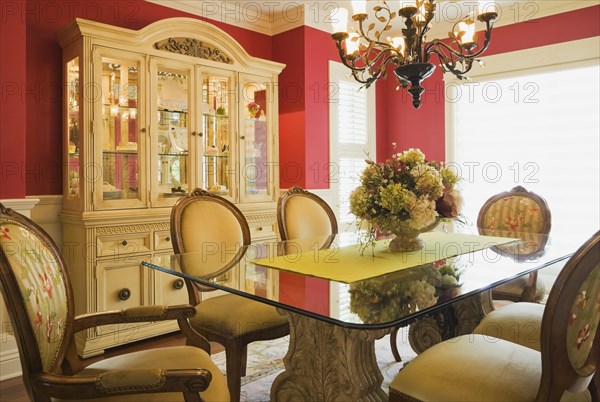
[145,1,598,37]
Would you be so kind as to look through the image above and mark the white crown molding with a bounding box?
[144,0,304,36]
[146,1,597,37]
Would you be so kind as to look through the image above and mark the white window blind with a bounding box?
[329,61,375,228]
[337,81,368,145]
[450,62,600,251]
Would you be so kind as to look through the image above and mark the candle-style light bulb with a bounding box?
[456,20,476,44]
[345,33,360,55]
[351,0,367,16]
[415,2,427,23]
[331,7,349,34]
[388,36,406,55]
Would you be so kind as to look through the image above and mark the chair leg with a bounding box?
[390,328,402,362]
[225,341,244,402]
[240,345,248,377]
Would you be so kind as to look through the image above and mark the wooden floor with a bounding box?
[0,332,224,401]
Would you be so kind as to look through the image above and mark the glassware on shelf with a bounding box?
[100,59,140,201]
[202,74,231,196]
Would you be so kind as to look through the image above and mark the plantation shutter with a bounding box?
[333,75,372,226]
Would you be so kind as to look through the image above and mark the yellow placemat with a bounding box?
[252,232,518,283]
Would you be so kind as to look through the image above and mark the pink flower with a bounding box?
[436,187,463,218]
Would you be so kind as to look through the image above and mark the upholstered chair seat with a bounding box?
[389,335,590,402]
[191,294,288,337]
[389,231,600,402]
[473,302,545,351]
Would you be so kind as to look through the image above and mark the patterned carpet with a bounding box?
[211,331,416,401]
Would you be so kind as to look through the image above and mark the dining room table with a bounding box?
[142,230,576,402]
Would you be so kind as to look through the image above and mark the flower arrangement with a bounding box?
[349,146,462,252]
[349,261,462,324]
[247,101,260,118]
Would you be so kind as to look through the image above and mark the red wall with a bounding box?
[273,26,339,190]
[375,5,600,162]
[1,4,27,199]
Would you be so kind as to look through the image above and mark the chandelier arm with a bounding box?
[356,17,398,50]
[429,48,475,76]
[416,0,436,62]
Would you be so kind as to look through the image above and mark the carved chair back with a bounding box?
[277,186,338,241]
[0,203,76,400]
[478,185,551,259]
[170,188,251,298]
[537,230,600,400]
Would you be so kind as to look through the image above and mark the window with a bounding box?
[329,61,376,230]
[447,37,600,252]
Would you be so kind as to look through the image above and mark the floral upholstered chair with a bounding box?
[389,231,600,402]
[478,186,552,302]
[277,186,338,241]
[0,203,229,402]
[170,189,289,402]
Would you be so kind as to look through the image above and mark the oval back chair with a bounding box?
[277,186,338,241]
[389,230,600,402]
[478,186,552,303]
[170,188,289,402]
[0,203,228,402]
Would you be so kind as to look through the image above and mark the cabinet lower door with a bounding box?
[95,256,151,344]
[153,254,190,305]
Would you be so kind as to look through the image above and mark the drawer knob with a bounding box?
[121,240,128,246]
[118,288,131,301]
[165,236,171,242]
[173,279,184,290]
[257,226,263,231]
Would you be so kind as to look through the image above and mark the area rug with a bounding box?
[211,331,415,401]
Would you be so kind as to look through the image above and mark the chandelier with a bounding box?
[332,0,498,108]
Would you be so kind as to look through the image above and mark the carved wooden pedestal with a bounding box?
[271,309,393,402]
[409,290,495,354]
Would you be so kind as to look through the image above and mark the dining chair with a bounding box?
[388,230,599,402]
[277,186,338,241]
[478,185,552,303]
[0,202,229,402]
[170,188,289,402]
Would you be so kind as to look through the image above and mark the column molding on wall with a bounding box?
[0,198,39,380]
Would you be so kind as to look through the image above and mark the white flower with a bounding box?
[408,196,438,230]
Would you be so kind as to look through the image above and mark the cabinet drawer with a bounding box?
[97,233,151,257]
[96,258,150,311]
[154,230,173,251]
[249,223,276,241]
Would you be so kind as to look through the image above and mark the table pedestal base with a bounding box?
[409,291,494,354]
[271,309,392,402]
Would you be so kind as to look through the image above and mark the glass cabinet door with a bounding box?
[201,70,234,198]
[239,75,275,203]
[96,51,146,208]
[65,57,80,203]
[151,61,192,206]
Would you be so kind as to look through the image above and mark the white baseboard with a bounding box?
[0,335,21,381]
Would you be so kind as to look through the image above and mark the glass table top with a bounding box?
[142,231,576,329]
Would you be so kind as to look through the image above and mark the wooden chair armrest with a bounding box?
[73,304,196,332]
[32,368,210,401]
[73,304,211,353]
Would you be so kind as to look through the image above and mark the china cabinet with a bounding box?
[58,17,284,357]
